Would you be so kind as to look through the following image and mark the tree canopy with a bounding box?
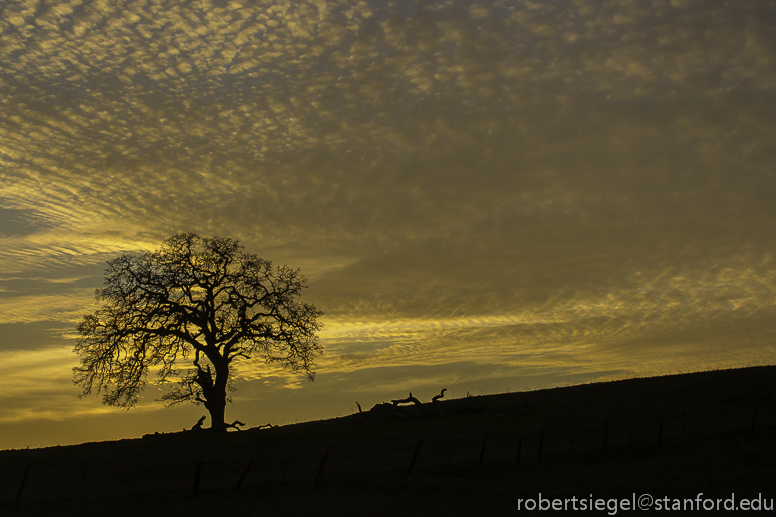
[74,233,323,431]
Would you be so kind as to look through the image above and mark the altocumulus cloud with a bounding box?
[0,0,775,446]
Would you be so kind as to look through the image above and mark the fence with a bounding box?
[2,404,772,505]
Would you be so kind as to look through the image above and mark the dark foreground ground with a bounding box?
[1,366,774,516]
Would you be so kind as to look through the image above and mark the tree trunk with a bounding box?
[207,399,227,433]
[199,357,230,432]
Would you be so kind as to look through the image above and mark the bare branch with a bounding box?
[74,233,324,431]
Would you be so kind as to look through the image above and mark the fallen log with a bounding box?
[432,388,447,414]
[391,392,422,405]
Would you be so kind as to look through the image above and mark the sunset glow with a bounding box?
[1,0,775,448]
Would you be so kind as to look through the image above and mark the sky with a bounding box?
[0,0,775,449]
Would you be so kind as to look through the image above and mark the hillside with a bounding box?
[1,365,774,516]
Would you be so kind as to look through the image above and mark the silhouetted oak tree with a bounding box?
[74,233,323,432]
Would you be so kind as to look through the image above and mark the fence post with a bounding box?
[479,429,490,465]
[16,459,31,503]
[657,419,663,446]
[78,461,88,498]
[234,459,253,492]
[537,428,545,462]
[367,438,374,474]
[750,408,758,438]
[315,449,329,487]
[569,427,575,457]
[281,452,292,486]
[192,461,202,497]
[406,438,423,477]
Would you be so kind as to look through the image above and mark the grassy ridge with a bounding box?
[1,365,774,516]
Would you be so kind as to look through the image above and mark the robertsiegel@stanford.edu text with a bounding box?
[515,493,773,514]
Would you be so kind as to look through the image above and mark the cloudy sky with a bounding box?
[1,0,775,448]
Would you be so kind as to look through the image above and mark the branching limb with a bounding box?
[190,415,207,431]
[74,233,323,431]
[226,420,246,430]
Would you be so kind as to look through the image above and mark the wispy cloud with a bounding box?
[0,0,774,446]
